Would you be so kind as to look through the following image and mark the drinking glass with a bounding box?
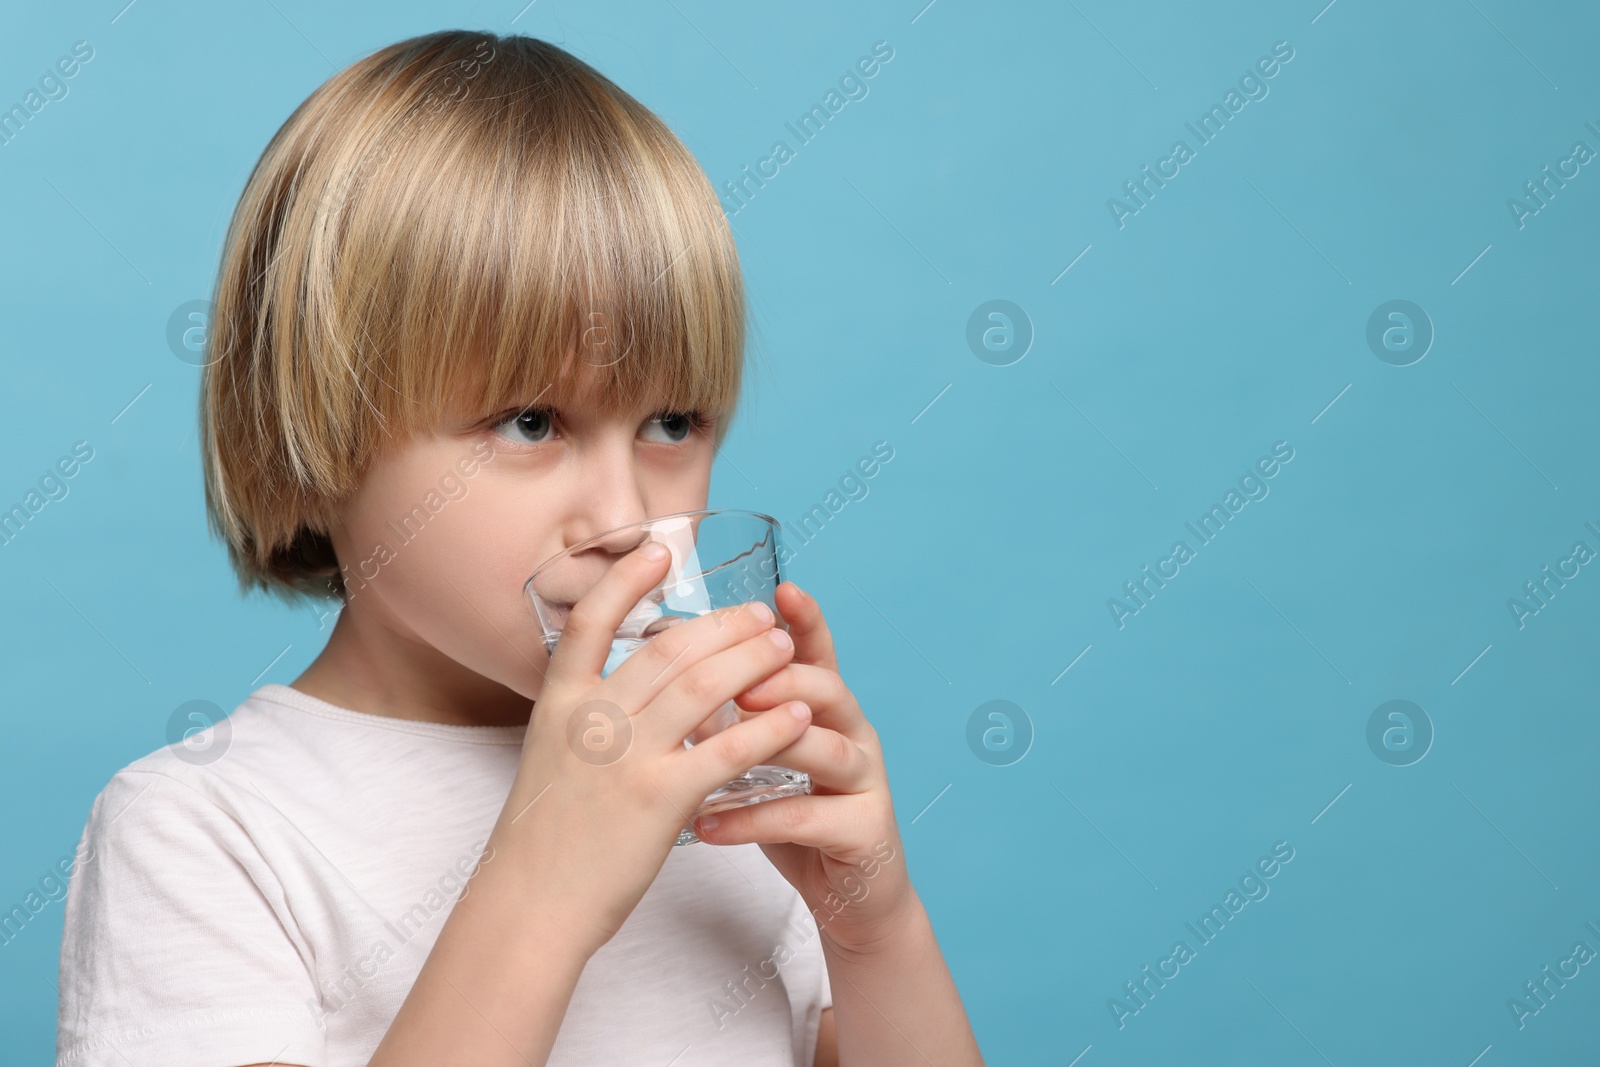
[526,508,812,845]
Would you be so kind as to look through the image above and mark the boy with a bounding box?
[55,30,982,1067]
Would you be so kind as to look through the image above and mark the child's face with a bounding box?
[326,376,717,705]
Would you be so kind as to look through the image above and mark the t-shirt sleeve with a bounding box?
[55,768,326,1067]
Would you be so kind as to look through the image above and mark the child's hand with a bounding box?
[697,581,918,961]
[493,545,812,960]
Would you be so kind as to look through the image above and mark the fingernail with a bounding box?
[788,701,810,720]
[641,543,668,561]
[698,815,721,832]
[768,628,792,650]
[748,600,773,624]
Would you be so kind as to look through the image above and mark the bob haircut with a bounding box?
[201,30,749,605]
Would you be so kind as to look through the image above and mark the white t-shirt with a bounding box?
[55,683,831,1067]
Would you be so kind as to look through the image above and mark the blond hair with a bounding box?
[200,30,748,604]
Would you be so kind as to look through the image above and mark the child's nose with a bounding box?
[577,519,654,558]
[569,456,651,548]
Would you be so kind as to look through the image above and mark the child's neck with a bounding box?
[291,607,534,728]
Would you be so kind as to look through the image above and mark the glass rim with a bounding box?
[523,507,781,596]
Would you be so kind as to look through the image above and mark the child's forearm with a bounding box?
[825,895,985,1067]
[365,828,594,1067]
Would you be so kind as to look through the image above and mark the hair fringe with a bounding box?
[200,30,746,604]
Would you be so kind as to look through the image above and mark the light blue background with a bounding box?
[3,0,1598,1063]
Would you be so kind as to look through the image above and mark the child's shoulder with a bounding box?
[80,682,522,851]
[79,690,289,841]
[91,686,308,798]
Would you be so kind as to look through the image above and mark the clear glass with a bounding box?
[525,508,812,845]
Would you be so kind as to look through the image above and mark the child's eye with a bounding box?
[487,407,710,449]
[641,412,709,445]
[492,407,556,446]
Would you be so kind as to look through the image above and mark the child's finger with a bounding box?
[680,699,813,799]
[544,543,672,685]
[734,663,874,744]
[693,793,863,855]
[760,723,875,794]
[776,582,838,671]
